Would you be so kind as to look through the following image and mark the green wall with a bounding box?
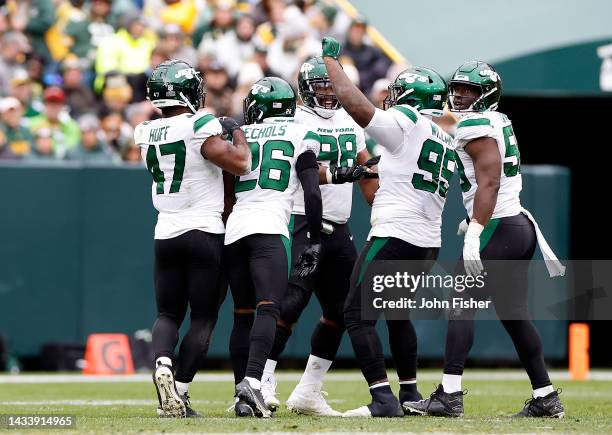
[0,163,569,362]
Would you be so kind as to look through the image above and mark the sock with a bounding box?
[533,385,554,398]
[369,382,394,402]
[245,376,261,390]
[262,359,277,383]
[156,356,172,367]
[399,380,419,402]
[175,381,189,396]
[442,374,462,393]
[297,354,333,387]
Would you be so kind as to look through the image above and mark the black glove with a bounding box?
[331,164,366,184]
[361,155,380,179]
[218,116,241,137]
[294,243,321,278]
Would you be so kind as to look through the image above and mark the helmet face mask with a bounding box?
[298,56,340,118]
[448,82,481,112]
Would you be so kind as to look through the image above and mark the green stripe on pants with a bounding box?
[479,218,500,252]
[357,237,389,285]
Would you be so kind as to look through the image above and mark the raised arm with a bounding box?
[201,117,251,176]
[321,37,376,128]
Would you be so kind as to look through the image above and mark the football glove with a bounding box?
[463,221,483,276]
[457,218,469,236]
[322,37,341,60]
[331,164,366,184]
[218,116,241,137]
[294,243,322,278]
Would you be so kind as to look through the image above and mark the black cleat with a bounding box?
[152,364,186,418]
[344,396,403,417]
[180,392,202,418]
[400,389,423,416]
[513,389,564,418]
[235,399,255,417]
[403,384,465,417]
[235,379,272,418]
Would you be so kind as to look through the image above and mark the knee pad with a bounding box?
[257,303,280,321]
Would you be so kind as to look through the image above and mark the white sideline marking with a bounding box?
[1,370,612,384]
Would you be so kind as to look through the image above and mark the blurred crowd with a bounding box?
[0,0,403,164]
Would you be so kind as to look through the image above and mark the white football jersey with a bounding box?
[365,105,455,248]
[135,111,225,239]
[224,118,320,245]
[453,111,522,219]
[292,106,367,224]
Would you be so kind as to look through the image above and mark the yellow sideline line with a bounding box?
[334,0,407,65]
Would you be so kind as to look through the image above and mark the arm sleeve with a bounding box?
[296,151,323,244]
[365,107,413,154]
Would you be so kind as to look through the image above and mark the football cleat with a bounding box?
[513,389,564,418]
[403,384,465,417]
[152,364,186,418]
[180,392,202,418]
[286,383,342,417]
[261,376,280,411]
[400,389,423,416]
[235,379,272,418]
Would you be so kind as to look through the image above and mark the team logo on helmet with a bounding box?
[175,68,196,79]
[251,83,271,94]
[398,72,428,84]
[480,69,499,82]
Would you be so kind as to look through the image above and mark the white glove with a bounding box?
[457,219,469,236]
[463,221,484,276]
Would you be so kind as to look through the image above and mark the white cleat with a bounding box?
[152,365,186,418]
[261,376,280,411]
[342,405,372,418]
[286,383,343,417]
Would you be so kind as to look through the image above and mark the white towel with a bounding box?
[521,208,566,277]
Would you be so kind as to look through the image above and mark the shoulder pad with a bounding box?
[390,104,419,123]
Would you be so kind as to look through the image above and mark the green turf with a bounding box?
[0,372,610,433]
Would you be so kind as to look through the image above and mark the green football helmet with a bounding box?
[384,66,448,117]
[147,59,205,113]
[297,56,339,119]
[243,77,296,124]
[448,61,502,113]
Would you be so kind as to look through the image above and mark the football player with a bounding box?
[259,56,377,417]
[225,76,323,418]
[404,61,565,418]
[321,37,456,417]
[135,60,251,418]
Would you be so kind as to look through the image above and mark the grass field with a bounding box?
[1,371,611,433]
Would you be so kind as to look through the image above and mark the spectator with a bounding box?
[0,129,19,160]
[0,32,31,95]
[10,0,55,63]
[66,114,116,163]
[0,97,34,156]
[212,14,256,78]
[203,60,233,116]
[159,0,198,35]
[369,78,391,109]
[101,73,133,115]
[150,47,171,71]
[24,128,56,161]
[61,56,96,118]
[9,69,43,118]
[94,13,155,95]
[232,61,263,121]
[251,40,274,77]
[195,0,236,49]
[125,102,156,129]
[24,53,46,88]
[64,0,115,66]
[266,9,318,83]
[121,140,142,164]
[342,17,391,93]
[100,109,132,153]
[158,24,198,67]
[29,87,81,159]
